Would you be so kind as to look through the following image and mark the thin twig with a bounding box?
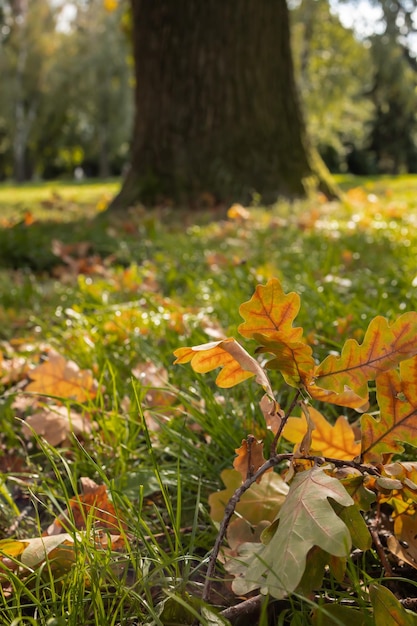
[311,456,381,476]
[220,594,263,620]
[369,524,393,577]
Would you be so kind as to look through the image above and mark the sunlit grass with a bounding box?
[1,175,417,623]
[0,179,121,222]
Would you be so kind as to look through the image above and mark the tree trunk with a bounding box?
[110,0,338,210]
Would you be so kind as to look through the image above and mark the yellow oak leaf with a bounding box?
[282,406,361,460]
[26,351,97,402]
[238,278,304,343]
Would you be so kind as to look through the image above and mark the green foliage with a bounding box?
[0,0,132,180]
[291,0,373,171]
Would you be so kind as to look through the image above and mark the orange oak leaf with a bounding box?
[238,278,303,342]
[305,382,369,411]
[314,313,417,399]
[173,338,274,395]
[256,336,315,387]
[233,436,271,482]
[361,356,417,463]
[45,478,127,535]
[282,406,361,461]
[26,351,98,402]
[238,279,316,387]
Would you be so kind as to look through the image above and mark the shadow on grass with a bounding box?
[0,200,229,272]
[0,215,119,271]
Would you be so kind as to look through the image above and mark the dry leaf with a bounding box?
[132,361,176,407]
[22,404,92,446]
[233,436,271,482]
[26,350,97,402]
[45,478,127,535]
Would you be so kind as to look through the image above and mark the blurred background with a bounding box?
[1,0,417,184]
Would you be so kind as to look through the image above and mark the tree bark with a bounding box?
[110,0,338,210]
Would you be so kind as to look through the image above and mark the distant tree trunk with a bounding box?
[110,0,338,210]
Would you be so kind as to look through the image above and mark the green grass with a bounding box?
[0,175,417,624]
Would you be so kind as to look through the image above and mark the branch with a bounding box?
[220,594,263,621]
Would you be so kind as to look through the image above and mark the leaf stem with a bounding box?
[270,389,302,457]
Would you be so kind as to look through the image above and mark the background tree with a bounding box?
[110,0,338,210]
[368,34,417,173]
[0,0,58,181]
[291,0,373,172]
[0,0,133,181]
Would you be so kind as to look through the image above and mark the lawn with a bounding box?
[0,176,417,625]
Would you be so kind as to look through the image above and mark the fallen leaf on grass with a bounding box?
[22,404,93,446]
[132,361,176,407]
[0,354,28,386]
[227,203,250,221]
[45,478,127,535]
[0,532,126,587]
[26,350,98,402]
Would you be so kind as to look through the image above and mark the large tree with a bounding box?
[110,0,337,210]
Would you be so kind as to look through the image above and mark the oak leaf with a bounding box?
[238,278,304,342]
[173,338,273,395]
[132,360,176,407]
[209,468,288,526]
[226,468,353,599]
[369,583,417,626]
[255,336,315,387]
[306,381,369,411]
[45,478,127,535]
[233,436,271,482]
[22,404,93,446]
[314,313,417,399]
[26,350,98,402]
[0,535,75,572]
[282,407,361,461]
[387,513,417,571]
[361,356,417,462]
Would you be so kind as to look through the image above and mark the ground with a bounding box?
[0,175,417,624]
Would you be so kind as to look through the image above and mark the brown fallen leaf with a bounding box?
[45,478,127,536]
[132,360,176,407]
[22,404,93,446]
